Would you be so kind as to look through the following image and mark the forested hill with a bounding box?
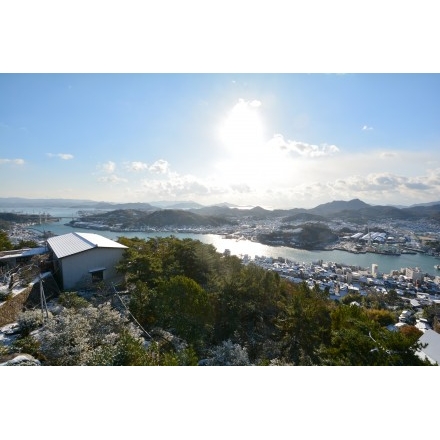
[2,236,433,366]
[192,199,440,223]
[65,201,440,231]
[70,209,236,228]
[3,197,440,224]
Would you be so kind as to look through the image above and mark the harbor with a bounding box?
[26,220,440,278]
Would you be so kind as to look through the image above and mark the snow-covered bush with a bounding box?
[17,309,48,336]
[202,339,251,366]
[58,292,90,309]
[38,303,143,365]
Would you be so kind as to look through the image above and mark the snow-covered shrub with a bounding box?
[58,292,90,309]
[38,303,143,365]
[202,339,251,366]
[11,335,41,358]
[17,309,47,336]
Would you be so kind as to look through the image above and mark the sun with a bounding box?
[215,98,285,193]
[219,99,265,155]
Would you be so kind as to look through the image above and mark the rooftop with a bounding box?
[0,246,47,262]
[47,232,127,259]
[417,329,440,365]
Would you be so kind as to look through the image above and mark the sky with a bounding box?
[1,2,440,210]
[2,1,440,431]
[1,73,440,209]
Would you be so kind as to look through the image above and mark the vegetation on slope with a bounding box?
[71,209,235,229]
[1,237,433,366]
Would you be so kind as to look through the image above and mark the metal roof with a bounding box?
[0,247,47,261]
[418,330,440,365]
[47,232,127,259]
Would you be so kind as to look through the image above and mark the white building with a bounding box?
[405,267,424,284]
[47,232,128,290]
[372,263,379,278]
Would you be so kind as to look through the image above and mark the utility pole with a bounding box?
[39,274,49,321]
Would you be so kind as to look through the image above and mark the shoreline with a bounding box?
[18,222,440,277]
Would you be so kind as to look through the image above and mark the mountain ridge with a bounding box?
[1,197,440,223]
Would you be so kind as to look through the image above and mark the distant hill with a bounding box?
[330,205,413,223]
[402,204,440,222]
[309,199,371,215]
[191,205,238,217]
[409,201,440,208]
[325,204,440,224]
[150,201,205,210]
[258,223,338,249]
[3,197,440,225]
[283,212,326,223]
[142,209,233,227]
[72,209,235,229]
[191,198,440,224]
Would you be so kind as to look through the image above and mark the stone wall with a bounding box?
[0,275,59,327]
[0,285,33,327]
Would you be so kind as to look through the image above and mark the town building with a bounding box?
[406,267,424,284]
[0,247,48,270]
[46,232,128,290]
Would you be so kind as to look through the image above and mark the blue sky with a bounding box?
[1,73,440,208]
[2,0,440,424]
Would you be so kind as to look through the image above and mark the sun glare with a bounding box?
[219,99,265,155]
[216,98,290,192]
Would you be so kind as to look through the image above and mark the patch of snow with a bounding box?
[0,354,41,366]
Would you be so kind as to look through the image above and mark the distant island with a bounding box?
[53,199,440,256]
[2,197,440,256]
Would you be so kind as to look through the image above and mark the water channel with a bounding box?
[30,218,440,277]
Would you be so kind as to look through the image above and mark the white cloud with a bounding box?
[125,161,149,172]
[230,183,251,193]
[47,153,74,160]
[149,159,169,174]
[380,151,398,159]
[426,168,440,185]
[362,125,373,131]
[140,170,228,200]
[141,175,208,197]
[98,175,128,183]
[268,134,340,157]
[96,161,126,184]
[256,163,440,208]
[0,158,25,165]
[124,159,170,173]
[249,100,262,107]
[58,153,74,160]
[322,171,440,203]
[98,161,116,174]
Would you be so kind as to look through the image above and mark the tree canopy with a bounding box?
[2,236,434,366]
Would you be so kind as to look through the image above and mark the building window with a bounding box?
[89,267,105,283]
